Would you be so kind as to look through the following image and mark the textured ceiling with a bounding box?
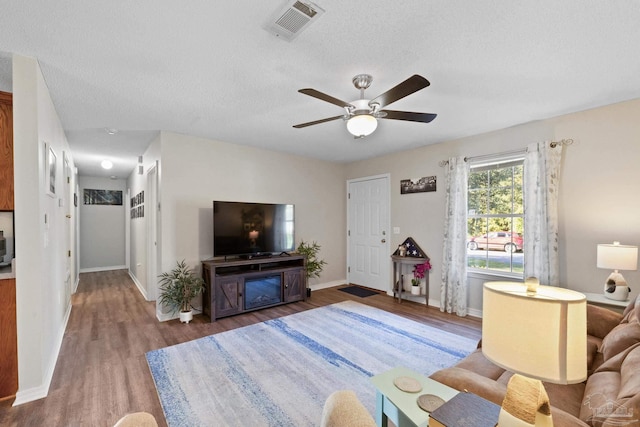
[1,1,640,178]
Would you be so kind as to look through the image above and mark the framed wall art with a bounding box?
[45,142,57,197]
[400,176,436,194]
[83,189,123,205]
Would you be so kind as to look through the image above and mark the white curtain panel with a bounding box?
[441,156,469,316]
[524,141,563,286]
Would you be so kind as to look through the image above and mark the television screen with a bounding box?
[213,201,295,257]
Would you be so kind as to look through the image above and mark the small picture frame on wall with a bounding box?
[45,142,57,197]
[400,176,436,194]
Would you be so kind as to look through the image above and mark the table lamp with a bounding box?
[482,280,586,426]
[597,241,638,301]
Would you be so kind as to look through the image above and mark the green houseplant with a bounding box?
[158,260,205,323]
[296,240,327,297]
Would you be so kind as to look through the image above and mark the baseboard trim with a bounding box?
[79,265,127,273]
[128,270,149,300]
[13,300,72,406]
[309,279,347,291]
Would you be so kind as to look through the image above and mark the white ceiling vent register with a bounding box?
[265,1,325,41]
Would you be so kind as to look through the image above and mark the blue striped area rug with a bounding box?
[146,300,477,427]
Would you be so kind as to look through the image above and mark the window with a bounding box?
[467,158,524,276]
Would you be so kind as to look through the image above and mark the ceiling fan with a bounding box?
[293,74,437,138]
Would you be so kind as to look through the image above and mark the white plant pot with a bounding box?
[411,286,420,295]
[179,310,193,323]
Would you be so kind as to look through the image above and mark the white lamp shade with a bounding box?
[597,243,638,271]
[346,114,377,137]
[482,282,587,384]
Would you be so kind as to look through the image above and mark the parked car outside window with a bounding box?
[467,232,523,253]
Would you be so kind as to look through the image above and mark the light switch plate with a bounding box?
[393,227,400,234]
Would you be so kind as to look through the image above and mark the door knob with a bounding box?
[381,239,386,243]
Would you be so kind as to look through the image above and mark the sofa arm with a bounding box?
[430,367,508,406]
[587,303,623,339]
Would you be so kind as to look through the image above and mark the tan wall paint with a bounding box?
[158,131,348,286]
[347,98,640,313]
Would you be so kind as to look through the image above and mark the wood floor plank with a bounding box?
[0,270,481,427]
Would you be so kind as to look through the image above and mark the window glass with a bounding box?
[467,159,524,275]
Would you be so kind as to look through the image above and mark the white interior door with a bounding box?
[63,152,72,299]
[347,174,390,291]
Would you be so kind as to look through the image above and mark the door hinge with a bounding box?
[348,192,350,199]
[68,250,71,257]
[348,266,350,273]
[348,230,350,236]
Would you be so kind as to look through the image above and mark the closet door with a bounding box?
[0,91,12,210]
[0,278,17,401]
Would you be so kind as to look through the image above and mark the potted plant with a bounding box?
[411,259,432,295]
[158,260,205,323]
[296,240,327,297]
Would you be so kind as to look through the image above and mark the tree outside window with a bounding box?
[467,159,524,275]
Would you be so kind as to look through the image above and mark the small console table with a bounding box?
[201,254,307,322]
[391,255,430,304]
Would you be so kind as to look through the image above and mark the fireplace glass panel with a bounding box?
[245,274,282,310]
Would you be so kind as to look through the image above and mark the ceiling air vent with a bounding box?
[265,1,325,41]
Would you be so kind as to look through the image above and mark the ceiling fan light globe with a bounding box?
[347,114,377,137]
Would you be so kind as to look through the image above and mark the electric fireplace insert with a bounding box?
[244,274,282,310]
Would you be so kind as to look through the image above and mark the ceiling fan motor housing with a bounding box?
[349,99,372,116]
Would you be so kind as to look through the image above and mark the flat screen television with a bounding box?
[213,201,295,258]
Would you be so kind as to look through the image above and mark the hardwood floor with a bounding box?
[0,270,481,427]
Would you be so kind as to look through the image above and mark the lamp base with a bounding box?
[604,271,630,301]
[499,374,553,427]
[604,284,630,301]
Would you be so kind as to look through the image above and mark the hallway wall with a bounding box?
[78,176,127,271]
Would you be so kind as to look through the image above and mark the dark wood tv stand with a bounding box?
[201,254,307,322]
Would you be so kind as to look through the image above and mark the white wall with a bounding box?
[12,54,77,404]
[347,98,640,314]
[127,134,161,298]
[157,131,347,290]
[78,176,126,271]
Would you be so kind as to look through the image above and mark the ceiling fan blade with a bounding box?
[298,88,354,109]
[293,115,344,128]
[369,75,430,109]
[380,110,437,123]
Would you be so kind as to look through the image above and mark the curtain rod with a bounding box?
[438,139,573,167]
